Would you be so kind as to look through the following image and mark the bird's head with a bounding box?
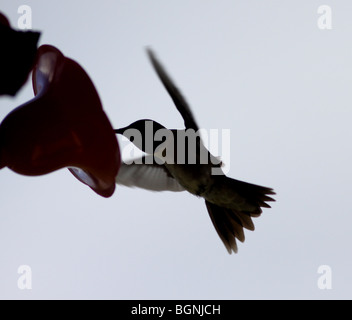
[115,119,171,154]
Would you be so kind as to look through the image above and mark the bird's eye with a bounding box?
[130,136,135,142]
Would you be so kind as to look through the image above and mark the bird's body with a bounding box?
[162,131,216,196]
[165,162,212,196]
[115,49,275,253]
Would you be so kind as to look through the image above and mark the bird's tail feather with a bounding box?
[205,178,275,254]
[205,201,247,254]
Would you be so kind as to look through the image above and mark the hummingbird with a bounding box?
[114,49,275,253]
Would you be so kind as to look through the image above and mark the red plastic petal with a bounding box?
[0,45,121,197]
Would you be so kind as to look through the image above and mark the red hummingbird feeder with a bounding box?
[0,44,121,197]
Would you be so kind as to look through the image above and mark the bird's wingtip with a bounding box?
[145,46,156,59]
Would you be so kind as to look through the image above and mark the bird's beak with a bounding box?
[114,127,127,135]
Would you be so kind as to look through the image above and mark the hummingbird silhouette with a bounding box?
[115,49,275,253]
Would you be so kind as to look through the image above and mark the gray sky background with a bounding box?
[0,0,351,299]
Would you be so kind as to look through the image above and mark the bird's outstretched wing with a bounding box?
[147,48,199,131]
[116,155,185,192]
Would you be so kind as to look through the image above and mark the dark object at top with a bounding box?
[0,12,40,96]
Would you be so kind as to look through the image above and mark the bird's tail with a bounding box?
[205,178,275,254]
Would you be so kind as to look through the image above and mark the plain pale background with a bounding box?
[0,0,351,299]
